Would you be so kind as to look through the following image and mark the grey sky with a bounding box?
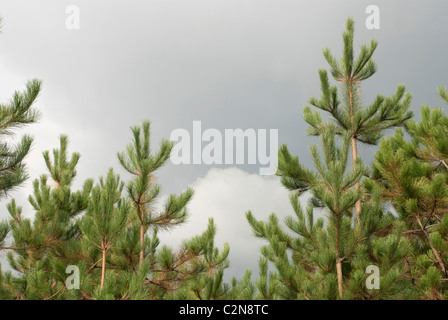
[0,0,447,280]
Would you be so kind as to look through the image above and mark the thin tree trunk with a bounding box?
[101,248,106,289]
[139,223,144,267]
[349,80,362,224]
[336,258,343,300]
[351,136,362,223]
[138,198,147,267]
[335,213,344,300]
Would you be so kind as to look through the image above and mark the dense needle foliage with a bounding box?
[1,17,448,300]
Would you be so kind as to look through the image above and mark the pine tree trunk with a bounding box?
[335,213,344,300]
[349,81,362,224]
[101,248,106,289]
[139,223,144,267]
[351,136,362,223]
[336,258,343,300]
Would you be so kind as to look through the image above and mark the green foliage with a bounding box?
[118,120,192,269]
[3,15,448,301]
[247,17,415,300]
[0,122,230,300]
[248,126,410,299]
[0,136,93,299]
[368,90,448,299]
[0,77,42,198]
[304,17,412,145]
[438,86,448,104]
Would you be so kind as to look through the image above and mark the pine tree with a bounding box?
[248,125,412,300]
[369,87,448,299]
[167,220,231,300]
[246,17,415,300]
[0,136,93,299]
[117,120,191,267]
[0,18,42,288]
[116,121,230,299]
[248,127,363,299]
[302,17,412,222]
[0,122,231,300]
[0,17,42,198]
[81,169,130,290]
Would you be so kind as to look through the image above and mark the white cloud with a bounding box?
[158,167,298,280]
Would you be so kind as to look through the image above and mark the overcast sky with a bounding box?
[0,0,447,280]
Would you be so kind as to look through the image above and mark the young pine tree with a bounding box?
[248,125,412,300]
[249,127,361,299]
[0,18,42,284]
[0,121,231,300]
[116,121,230,299]
[0,136,93,299]
[0,17,42,198]
[117,121,192,268]
[247,18,415,300]
[369,87,448,299]
[302,17,412,222]
[80,169,130,292]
